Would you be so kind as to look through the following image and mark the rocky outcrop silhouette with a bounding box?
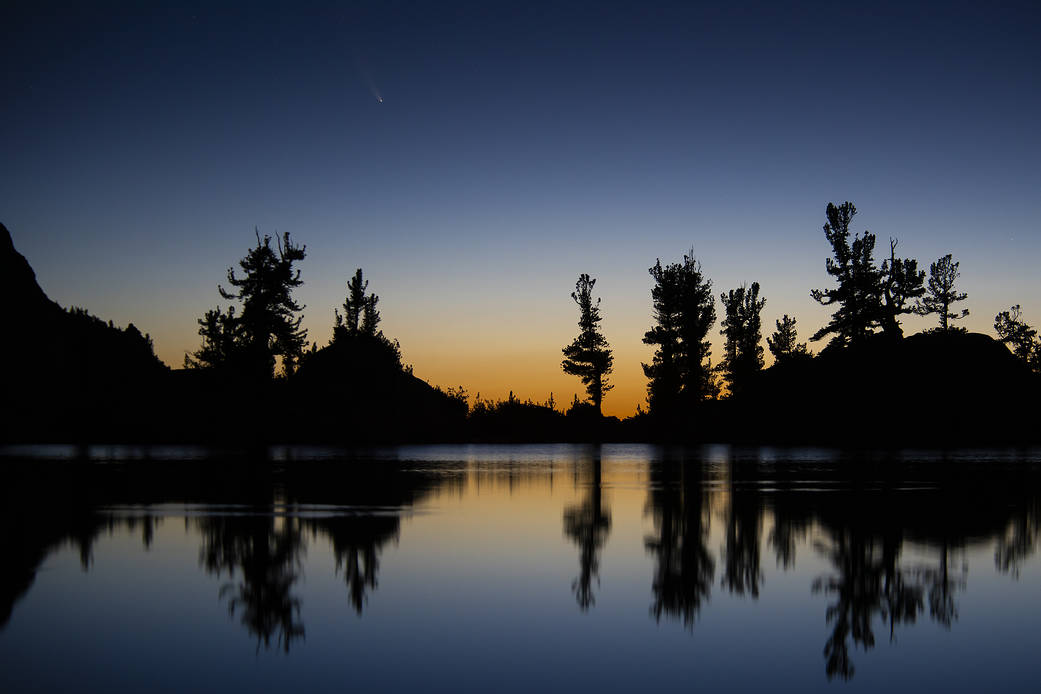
[1,223,167,442]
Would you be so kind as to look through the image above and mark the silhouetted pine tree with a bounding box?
[189,230,307,377]
[330,268,401,367]
[919,254,968,331]
[810,202,884,347]
[185,306,242,370]
[767,314,808,364]
[879,238,926,338]
[718,282,765,397]
[994,305,1041,372]
[561,273,614,415]
[341,268,368,335]
[362,294,381,336]
[643,249,717,415]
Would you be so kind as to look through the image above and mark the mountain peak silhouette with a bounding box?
[0,222,62,316]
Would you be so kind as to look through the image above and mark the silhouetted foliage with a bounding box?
[291,286,464,442]
[766,314,808,365]
[880,238,926,338]
[337,268,384,338]
[187,230,307,379]
[565,396,598,418]
[718,282,765,397]
[994,305,1041,373]
[810,202,884,347]
[341,268,367,334]
[224,231,307,376]
[60,308,161,372]
[437,385,470,414]
[810,206,928,345]
[465,391,567,441]
[184,306,242,371]
[561,274,614,414]
[4,217,1040,447]
[330,268,401,365]
[920,254,968,331]
[643,250,717,416]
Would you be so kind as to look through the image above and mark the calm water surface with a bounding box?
[2,444,1040,692]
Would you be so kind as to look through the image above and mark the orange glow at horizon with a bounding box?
[402,346,652,419]
[154,301,1025,421]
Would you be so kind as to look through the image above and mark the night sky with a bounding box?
[3,1,1039,416]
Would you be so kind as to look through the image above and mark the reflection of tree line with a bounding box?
[467,459,564,495]
[0,505,164,629]
[192,464,461,652]
[0,459,460,654]
[195,509,408,652]
[641,456,1041,680]
[4,455,1041,676]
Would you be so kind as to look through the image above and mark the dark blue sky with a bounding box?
[3,1,1039,414]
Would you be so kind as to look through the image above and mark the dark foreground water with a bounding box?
[2,444,1040,692]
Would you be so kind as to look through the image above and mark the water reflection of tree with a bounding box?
[766,457,996,682]
[198,513,306,653]
[922,542,965,629]
[644,459,714,628]
[767,496,811,571]
[563,455,611,610]
[721,470,763,597]
[304,514,401,614]
[2,457,459,642]
[812,527,922,681]
[124,514,160,550]
[995,495,1040,578]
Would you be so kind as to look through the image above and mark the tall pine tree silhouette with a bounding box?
[810,202,883,347]
[643,249,717,415]
[561,273,613,415]
[188,230,307,378]
[718,282,765,397]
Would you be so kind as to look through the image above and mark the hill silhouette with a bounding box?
[286,333,467,442]
[1,223,168,442]
[714,330,1041,445]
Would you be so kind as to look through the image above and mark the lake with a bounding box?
[2,444,1040,692]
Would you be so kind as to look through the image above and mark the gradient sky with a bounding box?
[3,1,1039,416]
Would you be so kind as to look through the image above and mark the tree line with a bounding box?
[182,203,1040,419]
[184,230,401,380]
[560,201,1039,416]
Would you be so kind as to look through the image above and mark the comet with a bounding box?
[354,53,384,104]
